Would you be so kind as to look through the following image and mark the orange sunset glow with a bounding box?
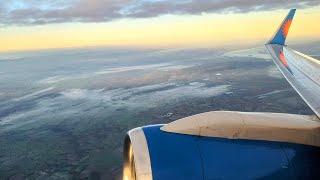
[0,3,319,52]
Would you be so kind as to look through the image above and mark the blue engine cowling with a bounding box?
[123,125,320,180]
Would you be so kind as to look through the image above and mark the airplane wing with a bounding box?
[265,9,320,118]
[266,9,320,117]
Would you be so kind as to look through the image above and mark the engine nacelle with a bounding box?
[123,112,320,180]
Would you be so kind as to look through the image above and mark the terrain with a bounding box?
[0,42,319,179]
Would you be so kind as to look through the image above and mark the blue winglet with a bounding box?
[268,9,296,45]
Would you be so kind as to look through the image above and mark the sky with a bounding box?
[0,0,320,52]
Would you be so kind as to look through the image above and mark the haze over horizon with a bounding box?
[0,0,320,52]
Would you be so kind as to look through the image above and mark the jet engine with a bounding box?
[123,111,320,180]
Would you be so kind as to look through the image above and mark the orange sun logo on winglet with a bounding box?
[279,50,293,74]
[281,20,292,37]
[279,51,288,66]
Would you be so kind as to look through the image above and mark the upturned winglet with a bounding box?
[268,9,296,45]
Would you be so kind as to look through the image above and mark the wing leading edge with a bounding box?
[266,9,320,118]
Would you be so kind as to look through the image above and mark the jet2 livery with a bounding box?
[123,9,320,180]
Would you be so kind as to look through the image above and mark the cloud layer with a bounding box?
[1,0,319,25]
